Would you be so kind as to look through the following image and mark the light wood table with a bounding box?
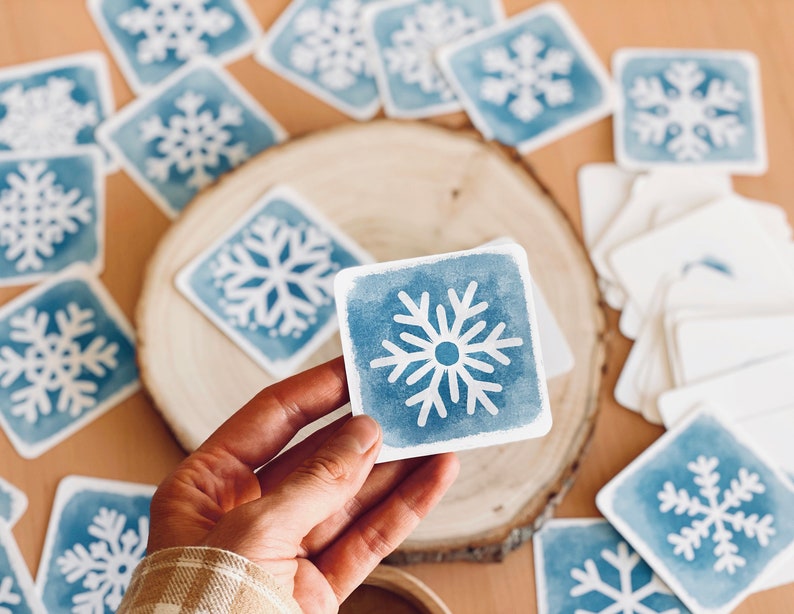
[1,1,792,612]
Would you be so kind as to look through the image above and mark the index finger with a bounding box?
[198,356,349,470]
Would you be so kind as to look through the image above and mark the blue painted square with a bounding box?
[365,0,502,118]
[257,0,381,120]
[0,149,104,287]
[88,0,261,94]
[177,185,371,378]
[534,519,689,614]
[0,523,45,614]
[0,53,115,168]
[336,243,552,462]
[97,58,286,218]
[36,476,154,614]
[0,476,27,528]
[597,411,794,614]
[0,268,139,459]
[437,2,612,153]
[613,49,767,175]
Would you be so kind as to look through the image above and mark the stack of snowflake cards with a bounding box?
[335,241,552,462]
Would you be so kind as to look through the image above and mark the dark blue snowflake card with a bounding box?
[87,0,262,95]
[336,242,552,462]
[362,0,503,119]
[613,48,767,175]
[96,57,286,219]
[0,265,139,459]
[436,1,613,154]
[0,476,27,528]
[534,518,689,614]
[256,0,381,120]
[0,523,45,614]
[176,184,372,378]
[36,476,154,614]
[597,409,794,614]
[0,148,104,287]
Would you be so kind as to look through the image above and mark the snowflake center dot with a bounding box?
[434,341,460,366]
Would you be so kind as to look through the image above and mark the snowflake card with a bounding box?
[335,242,552,462]
[176,185,373,379]
[533,518,688,614]
[0,476,27,529]
[87,0,262,94]
[597,410,794,614]
[256,0,381,121]
[36,475,154,613]
[0,523,46,614]
[362,0,504,119]
[613,49,767,175]
[0,148,105,287]
[0,52,116,171]
[0,265,139,459]
[436,2,613,154]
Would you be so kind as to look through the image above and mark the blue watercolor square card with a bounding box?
[0,523,46,614]
[436,1,613,154]
[597,409,794,614]
[0,53,116,171]
[0,265,139,459]
[362,0,504,119]
[176,184,373,379]
[335,242,552,462]
[0,148,105,288]
[613,49,767,175]
[256,0,381,120]
[87,0,262,95]
[0,476,27,528]
[533,518,689,614]
[36,475,155,613]
[96,57,286,219]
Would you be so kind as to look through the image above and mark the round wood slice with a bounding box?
[137,120,605,562]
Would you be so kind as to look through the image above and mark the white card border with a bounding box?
[0,476,28,528]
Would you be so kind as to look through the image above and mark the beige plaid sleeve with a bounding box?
[117,546,303,614]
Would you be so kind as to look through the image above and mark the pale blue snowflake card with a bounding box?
[0,53,116,171]
[36,476,154,614]
[336,243,552,462]
[97,57,286,219]
[597,410,794,614]
[363,0,504,119]
[87,0,262,94]
[436,2,613,154]
[0,476,27,529]
[533,519,689,614]
[0,149,105,288]
[256,0,381,120]
[0,265,139,459]
[613,49,767,175]
[0,523,46,614]
[176,185,372,378]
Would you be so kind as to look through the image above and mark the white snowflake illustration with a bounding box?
[0,77,98,152]
[383,1,480,100]
[290,0,370,91]
[0,577,21,614]
[117,0,235,65]
[370,281,523,427]
[627,61,746,161]
[0,303,119,424]
[570,541,680,614]
[57,507,148,613]
[140,90,247,190]
[0,161,93,273]
[211,215,338,338]
[480,33,574,122]
[658,455,775,574]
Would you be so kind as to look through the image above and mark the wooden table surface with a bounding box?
[1,1,793,612]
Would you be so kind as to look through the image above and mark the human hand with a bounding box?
[148,357,460,613]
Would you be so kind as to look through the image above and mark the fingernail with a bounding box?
[335,415,380,454]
